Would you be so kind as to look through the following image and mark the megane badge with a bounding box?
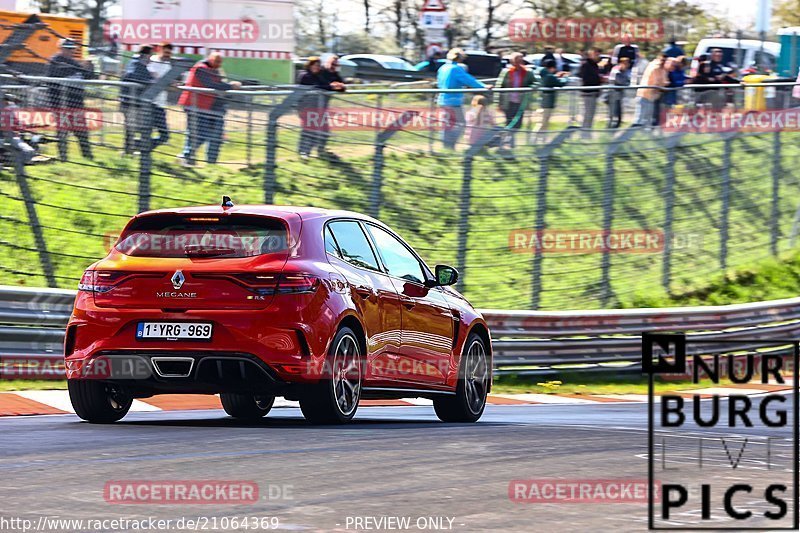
[171,270,185,290]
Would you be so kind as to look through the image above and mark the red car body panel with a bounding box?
[66,205,491,397]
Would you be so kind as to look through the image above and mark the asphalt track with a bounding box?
[0,398,795,532]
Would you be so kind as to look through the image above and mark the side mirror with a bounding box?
[433,264,458,286]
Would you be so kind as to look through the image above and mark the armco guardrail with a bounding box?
[2,286,800,379]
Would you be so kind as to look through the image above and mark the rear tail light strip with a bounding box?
[78,270,164,293]
[193,273,320,295]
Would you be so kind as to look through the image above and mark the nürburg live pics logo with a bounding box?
[643,333,799,530]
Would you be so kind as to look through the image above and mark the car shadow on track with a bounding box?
[111,414,513,429]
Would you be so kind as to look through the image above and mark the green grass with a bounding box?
[2,109,800,310]
[491,374,735,395]
[0,380,66,391]
[625,248,800,307]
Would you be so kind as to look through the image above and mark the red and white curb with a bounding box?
[0,383,793,417]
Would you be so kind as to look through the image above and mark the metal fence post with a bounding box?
[264,90,306,204]
[720,134,735,271]
[135,58,192,213]
[531,128,574,309]
[368,111,419,218]
[600,128,638,307]
[662,133,684,293]
[137,103,153,213]
[456,127,501,292]
[771,130,781,256]
[0,98,56,287]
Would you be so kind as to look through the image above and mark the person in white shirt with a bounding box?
[145,42,173,149]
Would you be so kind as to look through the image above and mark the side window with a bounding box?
[366,225,426,284]
[328,221,381,271]
[324,226,340,257]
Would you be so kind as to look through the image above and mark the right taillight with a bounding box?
[193,272,320,295]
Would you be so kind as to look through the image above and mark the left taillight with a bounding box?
[78,270,159,293]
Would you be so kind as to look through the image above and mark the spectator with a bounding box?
[537,58,569,133]
[578,48,602,137]
[426,50,443,72]
[554,48,570,73]
[177,52,241,167]
[120,45,154,155]
[633,55,668,127]
[496,52,535,147]
[146,42,173,151]
[46,38,94,162]
[436,48,489,149]
[296,56,344,159]
[692,60,717,108]
[465,95,497,147]
[662,56,686,110]
[314,55,347,159]
[662,40,685,58]
[542,46,555,64]
[606,57,631,128]
[612,34,639,66]
[708,48,738,110]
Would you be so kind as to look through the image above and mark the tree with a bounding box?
[774,0,800,27]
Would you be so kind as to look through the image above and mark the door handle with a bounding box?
[354,285,374,298]
[401,298,416,310]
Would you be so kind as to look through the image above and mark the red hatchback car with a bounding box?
[65,200,492,424]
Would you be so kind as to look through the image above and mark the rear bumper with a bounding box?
[65,293,338,389]
[67,351,295,396]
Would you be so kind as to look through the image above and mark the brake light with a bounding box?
[78,270,162,293]
[276,274,320,294]
[193,272,320,295]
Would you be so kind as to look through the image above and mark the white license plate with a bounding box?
[136,322,213,340]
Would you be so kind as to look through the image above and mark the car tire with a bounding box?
[433,332,489,423]
[220,393,275,420]
[68,379,133,423]
[300,326,363,424]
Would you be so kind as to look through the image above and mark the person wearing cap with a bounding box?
[46,38,95,161]
[177,52,241,166]
[436,48,491,149]
[120,45,154,155]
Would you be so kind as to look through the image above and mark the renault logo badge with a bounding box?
[171,270,185,290]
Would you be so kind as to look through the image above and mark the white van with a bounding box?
[690,38,780,74]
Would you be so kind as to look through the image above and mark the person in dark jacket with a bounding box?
[662,56,686,109]
[120,45,154,155]
[578,48,602,137]
[662,40,685,58]
[537,59,569,133]
[177,52,241,166]
[46,38,95,161]
[296,56,345,159]
[612,34,639,66]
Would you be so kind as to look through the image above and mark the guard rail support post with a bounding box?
[771,129,782,256]
[264,89,307,204]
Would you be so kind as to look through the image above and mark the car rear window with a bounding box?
[115,214,289,258]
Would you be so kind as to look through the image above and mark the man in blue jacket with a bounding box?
[436,48,491,149]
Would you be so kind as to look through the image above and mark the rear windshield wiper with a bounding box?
[184,245,237,257]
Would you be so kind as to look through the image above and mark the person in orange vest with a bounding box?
[177,52,241,166]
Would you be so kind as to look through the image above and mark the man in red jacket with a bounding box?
[178,52,241,166]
